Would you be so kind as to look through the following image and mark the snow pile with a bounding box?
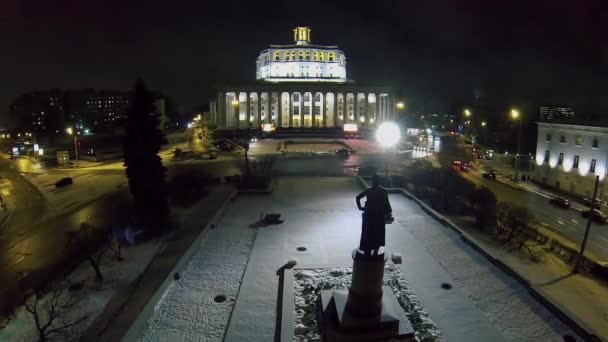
[293,264,443,342]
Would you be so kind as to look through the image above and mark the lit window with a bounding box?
[560,135,566,143]
[328,52,335,61]
[319,51,324,61]
[575,136,582,146]
[299,51,304,60]
[573,155,580,168]
[593,138,599,148]
[546,133,551,142]
[544,150,550,162]
[274,51,281,61]
[558,153,564,165]
[313,51,318,61]
[305,51,311,60]
[590,159,597,173]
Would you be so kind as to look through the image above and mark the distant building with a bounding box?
[10,89,131,134]
[533,121,608,199]
[209,27,396,130]
[539,106,574,121]
[10,89,67,134]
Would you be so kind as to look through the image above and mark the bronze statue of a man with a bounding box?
[356,175,393,255]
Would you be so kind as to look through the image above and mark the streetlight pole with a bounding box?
[74,135,79,168]
[512,109,522,182]
[574,175,600,273]
[232,100,239,143]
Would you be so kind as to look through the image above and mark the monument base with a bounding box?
[319,287,415,342]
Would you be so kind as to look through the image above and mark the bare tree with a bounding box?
[24,286,87,342]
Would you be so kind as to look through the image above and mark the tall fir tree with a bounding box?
[123,78,169,234]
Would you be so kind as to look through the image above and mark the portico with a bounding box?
[209,27,397,130]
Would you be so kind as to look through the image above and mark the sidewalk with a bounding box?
[82,185,236,342]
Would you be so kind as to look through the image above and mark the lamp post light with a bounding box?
[232,100,239,142]
[511,109,522,182]
[66,127,79,168]
[376,122,401,184]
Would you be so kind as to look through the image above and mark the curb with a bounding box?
[356,176,598,341]
[121,188,238,342]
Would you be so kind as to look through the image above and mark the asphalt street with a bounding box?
[440,140,608,261]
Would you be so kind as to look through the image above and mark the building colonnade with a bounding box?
[212,89,395,129]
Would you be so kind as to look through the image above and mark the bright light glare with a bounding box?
[464,109,471,117]
[511,109,519,119]
[66,127,73,135]
[376,122,401,148]
[232,100,239,106]
[396,102,405,110]
[187,122,193,128]
[343,123,358,132]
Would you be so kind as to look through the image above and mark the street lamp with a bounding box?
[511,109,522,182]
[376,122,401,183]
[481,121,487,127]
[396,102,405,110]
[66,127,79,168]
[232,100,239,142]
[464,109,471,117]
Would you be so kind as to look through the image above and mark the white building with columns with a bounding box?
[209,27,396,130]
[533,121,608,199]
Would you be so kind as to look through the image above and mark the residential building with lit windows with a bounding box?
[533,121,608,199]
[209,27,396,130]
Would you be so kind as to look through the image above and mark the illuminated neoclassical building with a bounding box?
[533,121,608,199]
[209,27,396,129]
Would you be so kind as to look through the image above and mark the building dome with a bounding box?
[256,27,347,83]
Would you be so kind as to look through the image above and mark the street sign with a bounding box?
[56,150,70,166]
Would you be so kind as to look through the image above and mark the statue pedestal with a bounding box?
[319,250,415,341]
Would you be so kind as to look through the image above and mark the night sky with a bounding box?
[1,0,607,126]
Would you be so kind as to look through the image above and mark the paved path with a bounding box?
[134,177,578,341]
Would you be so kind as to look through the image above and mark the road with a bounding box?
[440,139,608,260]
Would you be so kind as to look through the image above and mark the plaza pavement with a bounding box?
[134,177,579,341]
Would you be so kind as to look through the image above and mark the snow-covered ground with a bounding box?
[293,265,443,342]
[127,177,581,341]
[137,212,257,341]
[0,239,161,341]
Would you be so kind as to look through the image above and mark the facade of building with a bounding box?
[533,121,608,199]
[10,89,67,134]
[209,27,396,129]
[10,89,131,133]
[540,106,574,121]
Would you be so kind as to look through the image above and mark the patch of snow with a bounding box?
[293,264,443,342]
[0,239,161,342]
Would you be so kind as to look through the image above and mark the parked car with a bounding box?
[583,197,604,209]
[460,162,471,172]
[582,208,608,224]
[549,197,571,209]
[482,171,496,180]
[55,177,73,188]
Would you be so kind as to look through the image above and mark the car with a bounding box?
[250,136,258,143]
[451,160,461,166]
[55,177,73,188]
[582,208,608,224]
[482,171,496,180]
[549,197,571,208]
[460,164,470,172]
[214,140,234,151]
[336,148,351,157]
[583,197,604,209]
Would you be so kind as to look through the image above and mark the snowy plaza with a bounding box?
[128,176,579,341]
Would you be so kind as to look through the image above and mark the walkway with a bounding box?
[132,177,578,341]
